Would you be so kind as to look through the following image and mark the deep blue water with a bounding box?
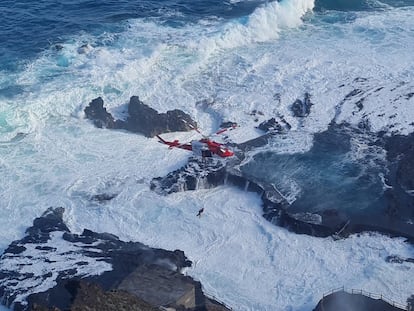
[0,0,264,71]
[1,0,413,72]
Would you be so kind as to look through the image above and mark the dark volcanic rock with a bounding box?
[291,92,313,117]
[90,193,117,203]
[151,157,227,194]
[84,96,197,137]
[124,96,197,137]
[257,116,291,134]
[117,264,206,309]
[242,123,414,241]
[385,255,414,264]
[220,121,238,129]
[4,207,68,252]
[84,97,117,129]
[30,281,159,311]
[150,123,414,241]
[0,208,229,311]
[344,88,363,100]
[150,156,342,238]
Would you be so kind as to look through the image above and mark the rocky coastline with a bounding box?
[84,96,197,137]
[0,92,413,310]
[0,207,230,311]
[84,95,414,242]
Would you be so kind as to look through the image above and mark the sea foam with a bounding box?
[0,1,414,310]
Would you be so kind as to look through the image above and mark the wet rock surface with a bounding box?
[0,208,229,311]
[83,97,117,129]
[84,93,414,241]
[257,116,291,134]
[84,96,197,137]
[150,123,414,241]
[291,92,313,118]
[150,155,342,238]
[151,157,227,194]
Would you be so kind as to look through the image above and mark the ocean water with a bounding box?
[1,0,414,310]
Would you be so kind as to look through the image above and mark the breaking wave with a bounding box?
[315,0,414,11]
[199,0,315,50]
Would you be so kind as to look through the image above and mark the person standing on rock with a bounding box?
[197,208,204,217]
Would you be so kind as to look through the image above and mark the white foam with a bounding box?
[0,116,413,310]
[197,0,315,52]
[0,2,414,310]
[0,120,190,248]
[0,231,112,305]
[66,186,414,311]
[2,3,413,140]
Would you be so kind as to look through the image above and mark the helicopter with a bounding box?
[156,124,236,158]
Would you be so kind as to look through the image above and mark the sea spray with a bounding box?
[197,0,315,52]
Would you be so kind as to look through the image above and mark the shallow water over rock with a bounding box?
[241,124,414,239]
[241,125,387,217]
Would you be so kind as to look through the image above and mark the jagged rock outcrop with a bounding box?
[151,157,227,194]
[120,96,197,137]
[257,116,291,134]
[84,96,197,137]
[291,92,313,117]
[0,208,230,311]
[83,93,414,241]
[84,97,117,129]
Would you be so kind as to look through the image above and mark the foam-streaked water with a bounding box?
[241,139,387,215]
[1,0,414,310]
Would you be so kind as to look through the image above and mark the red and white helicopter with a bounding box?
[156,124,236,158]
